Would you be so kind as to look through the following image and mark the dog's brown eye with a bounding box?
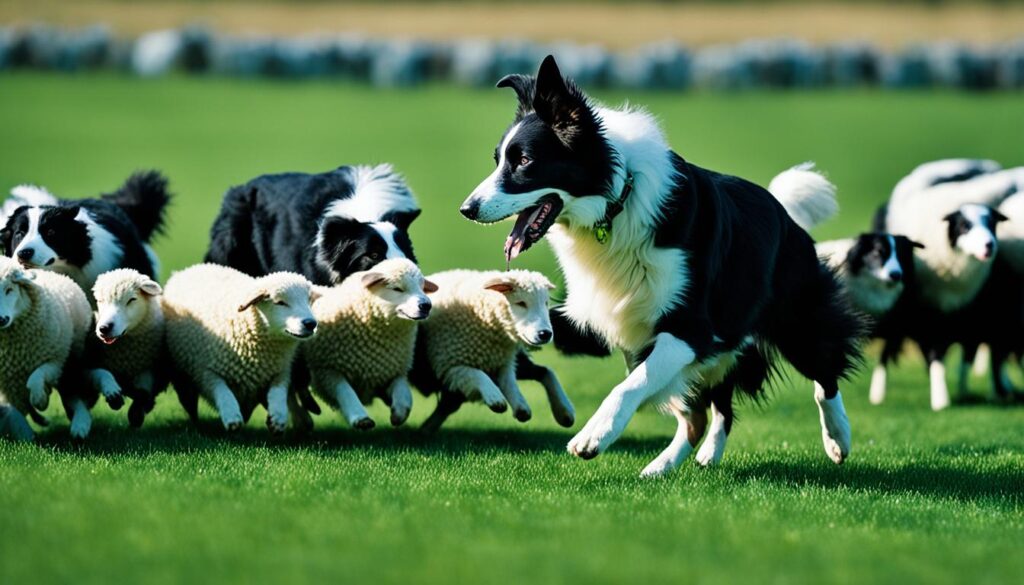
[275,300,289,307]
[519,155,531,167]
[515,301,528,308]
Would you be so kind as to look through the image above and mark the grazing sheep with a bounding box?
[163,264,317,433]
[88,268,168,428]
[413,269,572,432]
[298,258,435,430]
[0,256,91,440]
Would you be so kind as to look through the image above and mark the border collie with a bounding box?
[0,171,171,298]
[460,56,863,477]
[205,164,420,285]
[818,233,922,405]
[877,162,1024,409]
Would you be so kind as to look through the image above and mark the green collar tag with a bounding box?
[594,173,634,245]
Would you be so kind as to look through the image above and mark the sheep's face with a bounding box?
[94,277,162,345]
[362,268,437,321]
[484,277,555,346]
[239,283,318,339]
[0,269,34,330]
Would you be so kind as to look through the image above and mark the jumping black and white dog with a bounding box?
[877,160,1022,409]
[817,233,923,405]
[205,164,420,285]
[0,171,172,298]
[460,56,863,477]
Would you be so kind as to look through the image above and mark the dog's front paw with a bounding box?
[69,413,92,441]
[105,391,125,411]
[639,456,677,478]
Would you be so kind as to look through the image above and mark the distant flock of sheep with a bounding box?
[1,157,1023,442]
[3,25,1024,90]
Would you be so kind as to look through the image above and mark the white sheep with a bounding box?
[88,269,168,428]
[414,269,573,431]
[298,258,435,430]
[163,263,318,433]
[0,256,91,440]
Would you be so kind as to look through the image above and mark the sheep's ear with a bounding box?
[309,287,323,304]
[483,277,515,294]
[910,239,925,250]
[540,276,556,290]
[941,211,959,224]
[238,292,268,312]
[139,278,162,297]
[423,279,439,294]
[361,272,386,289]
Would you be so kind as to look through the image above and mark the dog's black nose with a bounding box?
[418,301,432,315]
[302,318,318,332]
[537,329,553,343]
[460,199,480,220]
[985,241,995,255]
[16,248,33,261]
[0,316,9,327]
[99,323,114,336]
[889,270,902,282]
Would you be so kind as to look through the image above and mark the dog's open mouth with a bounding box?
[504,195,563,263]
[99,335,119,346]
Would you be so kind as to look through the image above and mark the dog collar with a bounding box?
[593,173,634,244]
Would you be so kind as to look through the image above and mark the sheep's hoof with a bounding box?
[554,413,575,428]
[390,412,409,427]
[513,408,532,423]
[353,417,376,431]
[488,401,508,414]
[224,420,243,432]
[106,393,125,411]
[266,416,287,435]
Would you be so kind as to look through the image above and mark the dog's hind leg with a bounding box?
[814,380,851,465]
[640,392,706,478]
[695,398,731,467]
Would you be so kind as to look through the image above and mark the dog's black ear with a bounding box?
[381,209,421,232]
[532,55,598,147]
[992,209,1009,224]
[844,234,870,271]
[0,225,11,256]
[496,74,536,122]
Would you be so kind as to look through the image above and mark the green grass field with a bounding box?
[0,74,1022,585]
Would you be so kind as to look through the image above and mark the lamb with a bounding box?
[88,269,168,428]
[412,269,574,432]
[163,263,318,433]
[0,256,91,440]
[296,258,435,431]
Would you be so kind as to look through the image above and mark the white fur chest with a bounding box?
[845,271,902,317]
[548,224,688,354]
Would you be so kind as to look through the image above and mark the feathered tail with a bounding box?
[768,162,839,232]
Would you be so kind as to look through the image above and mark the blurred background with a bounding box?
[1,3,1023,584]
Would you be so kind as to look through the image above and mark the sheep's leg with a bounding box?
[640,395,706,478]
[445,366,507,413]
[265,384,289,435]
[421,392,465,433]
[0,405,34,442]
[208,378,244,431]
[568,332,694,460]
[386,377,413,427]
[538,366,575,428]
[287,390,314,434]
[127,371,156,428]
[497,363,531,422]
[929,355,951,411]
[67,398,92,440]
[869,363,888,405]
[88,368,124,411]
[26,362,61,411]
[331,377,375,431]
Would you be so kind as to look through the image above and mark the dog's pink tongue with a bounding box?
[504,209,535,264]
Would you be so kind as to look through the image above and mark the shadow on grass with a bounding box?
[27,420,1023,506]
